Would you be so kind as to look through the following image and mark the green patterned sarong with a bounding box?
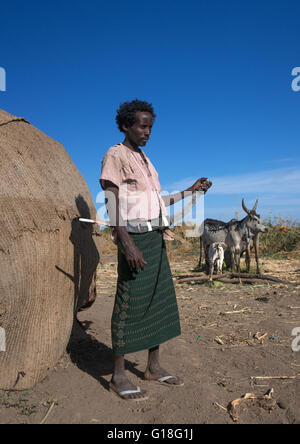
[111,230,181,355]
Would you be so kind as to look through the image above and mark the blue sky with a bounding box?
[1,0,300,222]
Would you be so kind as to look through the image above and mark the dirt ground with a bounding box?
[0,255,299,424]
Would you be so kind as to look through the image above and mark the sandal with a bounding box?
[109,382,149,401]
[157,375,184,386]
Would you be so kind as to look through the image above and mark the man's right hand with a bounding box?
[124,243,147,270]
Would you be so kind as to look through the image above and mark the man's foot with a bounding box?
[144,368,184,386]
[109,374,149,401]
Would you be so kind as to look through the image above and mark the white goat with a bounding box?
[208,243,225,281]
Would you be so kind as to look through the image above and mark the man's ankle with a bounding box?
[112,372,127,382]
[147,363,162,374]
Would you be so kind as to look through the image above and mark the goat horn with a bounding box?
[242,198,250,215]
[252,199,258,213]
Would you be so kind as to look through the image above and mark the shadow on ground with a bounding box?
[67,320,145,392]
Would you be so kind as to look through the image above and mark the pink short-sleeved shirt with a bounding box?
[100,143,168,222]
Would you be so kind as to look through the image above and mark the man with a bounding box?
[100,99,212,400]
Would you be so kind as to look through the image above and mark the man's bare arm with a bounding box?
[162,190,190,207]
[162,177,212,207]
[100,179,147,270]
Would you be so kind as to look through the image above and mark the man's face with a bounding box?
[123,111,153,147]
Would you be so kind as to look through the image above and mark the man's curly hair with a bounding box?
[116,99,156,133]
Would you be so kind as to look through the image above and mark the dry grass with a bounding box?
[260,218,300,257]
[98,219,300,260]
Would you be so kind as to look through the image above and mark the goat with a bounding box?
[208,243,225,281]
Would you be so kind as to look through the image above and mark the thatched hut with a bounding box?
[0,109,101,390]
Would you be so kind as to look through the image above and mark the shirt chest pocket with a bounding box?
[121,163,138,190]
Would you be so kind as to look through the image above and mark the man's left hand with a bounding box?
[187,177,212,194]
